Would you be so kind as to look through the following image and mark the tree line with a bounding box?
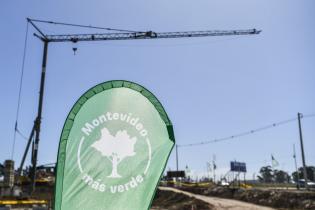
[258,165,315,183]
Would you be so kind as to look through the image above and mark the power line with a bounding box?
[303,113,315,119]
[178,114,315,148]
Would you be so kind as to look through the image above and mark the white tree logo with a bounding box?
[91,127,137,178]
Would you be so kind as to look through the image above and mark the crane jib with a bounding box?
[44,29,261,43]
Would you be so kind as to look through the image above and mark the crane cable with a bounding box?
[28,18,144,33]
[11,21,30,160]
[178,113,315,148]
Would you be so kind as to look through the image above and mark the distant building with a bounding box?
[3,160,14,188]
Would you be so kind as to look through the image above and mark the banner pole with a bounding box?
[176,144,179,171]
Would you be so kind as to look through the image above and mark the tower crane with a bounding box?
[18,18,261,192]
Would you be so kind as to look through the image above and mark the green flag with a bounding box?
[54,80,175,210]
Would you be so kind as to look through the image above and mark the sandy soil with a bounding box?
[159,187,276,210]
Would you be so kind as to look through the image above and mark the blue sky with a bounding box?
[1,0,314,179]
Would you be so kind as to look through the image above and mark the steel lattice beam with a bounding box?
[43,29,261,42]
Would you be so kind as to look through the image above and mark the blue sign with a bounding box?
[230,161,246,172]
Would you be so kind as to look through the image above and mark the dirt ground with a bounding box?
[177,185,315,209]
[151,188,213,210]
[2,184,314,209]
[155,187,275,210]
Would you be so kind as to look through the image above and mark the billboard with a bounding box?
[167,171,185,178]
[230,161,246,172]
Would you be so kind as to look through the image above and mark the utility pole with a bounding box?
[175,144,179,171]
[297,113,309,190]
[206,162,211,181]
[293,144,300,189]
[212,154,216,183]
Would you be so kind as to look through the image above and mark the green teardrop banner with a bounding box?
[54,80,175,210]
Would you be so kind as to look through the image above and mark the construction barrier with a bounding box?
[0,199,47,205]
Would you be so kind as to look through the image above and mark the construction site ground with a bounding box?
[153,187,276,210]
[2,184,315,209]
[171,185,315,210]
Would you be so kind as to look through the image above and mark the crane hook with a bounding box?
[72,47,77,55]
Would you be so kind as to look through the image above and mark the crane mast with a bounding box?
[19,18,261,193]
